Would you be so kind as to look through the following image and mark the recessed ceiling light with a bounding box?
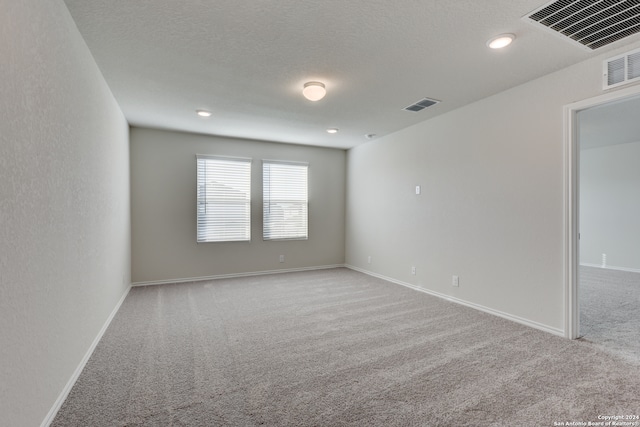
[196,109,212,117]
[302,82,326,101]
[487,34,515,49]
[326,128,339,134]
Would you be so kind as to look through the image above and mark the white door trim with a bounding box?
[563,84,640,339]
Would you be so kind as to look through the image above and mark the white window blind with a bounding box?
[263,161,308,240]
[196,155,251,242]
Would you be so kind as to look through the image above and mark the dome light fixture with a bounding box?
[326,128,339,134]
[196,109,212,117]
[487,33,515,49]
[302,81,326,101]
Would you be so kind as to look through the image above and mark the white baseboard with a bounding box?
[580,263,640,274]
[131,264,346,287]
[41,285,132,427]
[345,264,565,338]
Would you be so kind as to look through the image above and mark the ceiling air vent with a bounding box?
[524,0,640,50]
[603,46,640,88]
[403,97,440,112]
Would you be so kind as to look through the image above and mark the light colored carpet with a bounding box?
[580,266,640,362]
[53,268,640,426]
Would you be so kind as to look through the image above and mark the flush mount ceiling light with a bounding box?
[196,109,212,117]
[487,34,515,49]
[326,128,339,134]
[302,81,326,101]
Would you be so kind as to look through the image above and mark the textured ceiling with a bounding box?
[63,0,640,149]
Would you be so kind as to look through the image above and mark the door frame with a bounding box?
[563,84,640,339]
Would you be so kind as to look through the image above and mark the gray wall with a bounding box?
[580,141,640,271]
[0,1,131,426]
[346,40,640,334]
[130,127,345,283]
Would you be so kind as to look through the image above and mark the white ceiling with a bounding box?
[63,0,640,150]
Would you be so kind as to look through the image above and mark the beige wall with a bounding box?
[130,127,346,283]
[346,40,640,335]
[0,1,131,425]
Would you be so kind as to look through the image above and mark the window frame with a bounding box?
[196,154,252,243]
[262,160,309,241]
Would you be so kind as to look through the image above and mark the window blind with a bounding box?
[196,155,251,242]
[263,161,308,240]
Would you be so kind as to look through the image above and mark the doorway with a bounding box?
[565,86,640,360]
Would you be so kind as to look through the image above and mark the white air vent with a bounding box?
[603,47,640,89]
[524,0,640,51]
[403,97,440,112]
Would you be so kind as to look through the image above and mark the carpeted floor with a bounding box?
[579,266,640,362]
[53,268,640,426]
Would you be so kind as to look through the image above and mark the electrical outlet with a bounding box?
[452,275,459,287]
[279,255,284,263]
[367,256,371,264]
[411,266,416,275]
[415,185,421,195]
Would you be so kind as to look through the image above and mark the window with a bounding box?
[263,161,308,240]
[196,155,251,242]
